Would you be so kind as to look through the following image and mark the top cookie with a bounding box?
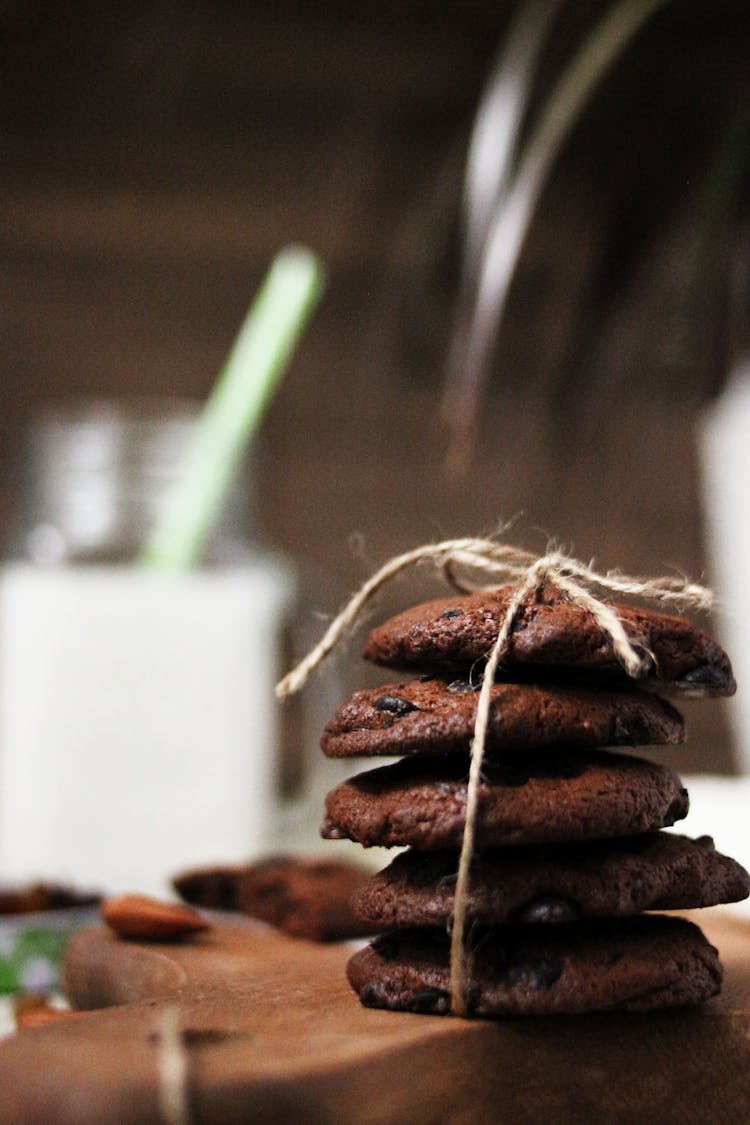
[363,583,735,695]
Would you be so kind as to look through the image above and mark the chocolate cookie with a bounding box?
[321,677,684,758]
[0,881,101,915]
[347,915,722,1016]
[362,584,735,695]
[351,833,750,929]
[321,750,689,850]
[173,855,373,941]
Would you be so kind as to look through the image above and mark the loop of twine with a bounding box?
[275,537,712,1017]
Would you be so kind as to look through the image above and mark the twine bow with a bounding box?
[275,537,712,1017]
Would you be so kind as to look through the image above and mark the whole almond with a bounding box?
[14,996,79,1030]
[102,894,209,941]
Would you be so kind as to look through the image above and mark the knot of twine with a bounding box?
[275,537,712,1018]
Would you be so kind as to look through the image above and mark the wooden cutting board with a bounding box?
[0,910,749,1123]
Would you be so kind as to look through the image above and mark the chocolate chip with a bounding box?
[446,678,476,694]
[439,608,463,619]
[374,695,419,716]
[683,664,730,689]
[360,983,386,1007]
[613,713,650,744]
[501,957,563,992]
[515,895,581,925]
[405,987,451,1014]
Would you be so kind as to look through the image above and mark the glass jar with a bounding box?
[0,399,296,894]
[17,398,255,566]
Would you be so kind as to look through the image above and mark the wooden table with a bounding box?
[0,910,748,1123]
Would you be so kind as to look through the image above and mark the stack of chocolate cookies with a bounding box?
[319,583,750,1017]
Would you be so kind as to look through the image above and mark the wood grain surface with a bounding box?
[0,910,748,1123]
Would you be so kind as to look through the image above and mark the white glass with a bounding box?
[0,402,295,894]
[700,357,750,775]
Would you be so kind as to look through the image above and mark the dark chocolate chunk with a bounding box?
[500,957,563,992]
[682,664,732,689]
[515,895,582,925]
[446,678,478,694]
[405,987,452,1014]
[374,694,420,716]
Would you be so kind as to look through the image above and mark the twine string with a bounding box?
[276,539,710,701]
[274,537,712,1017]
[448,558,548,1015]
[154,1005,191,1125]
[276,539,469,699]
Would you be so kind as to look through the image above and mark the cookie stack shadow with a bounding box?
[319,584,750,1017]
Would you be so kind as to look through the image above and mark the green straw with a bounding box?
[141,245,325,570]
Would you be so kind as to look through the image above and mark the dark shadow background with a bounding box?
[1,0,748,770]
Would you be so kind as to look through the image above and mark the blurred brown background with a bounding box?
[1,0,748,770]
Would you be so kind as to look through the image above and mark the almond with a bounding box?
[14,996,79,1030]
[102,894,209,941]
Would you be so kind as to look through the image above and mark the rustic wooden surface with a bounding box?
[0,910,748,1123]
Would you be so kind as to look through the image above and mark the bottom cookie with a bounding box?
[347,915,721,1017]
